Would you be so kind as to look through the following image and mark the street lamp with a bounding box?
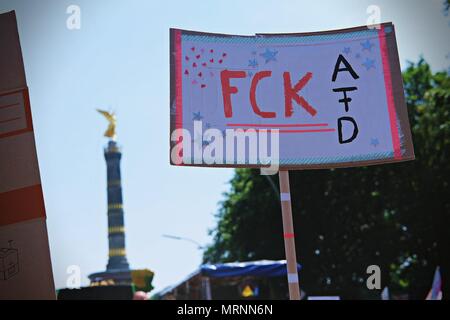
[162,234,205,250]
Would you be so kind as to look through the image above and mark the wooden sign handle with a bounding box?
[278,170,301,300]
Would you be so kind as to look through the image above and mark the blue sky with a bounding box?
[0,0,448,293]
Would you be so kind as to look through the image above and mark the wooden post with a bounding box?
[278,170,301,300]
[202,277,212,300]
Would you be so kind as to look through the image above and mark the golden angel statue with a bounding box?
[97,109,117,140]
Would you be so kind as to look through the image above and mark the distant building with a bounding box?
[154,260,303,300]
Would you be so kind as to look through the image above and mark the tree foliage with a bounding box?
[203,59,450,299]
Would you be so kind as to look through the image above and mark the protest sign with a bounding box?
[170,23,414,169]
[170,23,414,300]
[0,11,55,299]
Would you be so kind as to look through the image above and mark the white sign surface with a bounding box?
[170,23,414,168]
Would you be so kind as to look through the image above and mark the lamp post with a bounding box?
[162,234,204,250]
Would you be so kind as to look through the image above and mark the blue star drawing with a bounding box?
[343,47,351,54]
[361,39,374,51]
[259,48,278,63]
[248,59,258,68]
[248,71,254,77]
[370,138,380,147]
[362,58,376,70]
[192,111,203,121]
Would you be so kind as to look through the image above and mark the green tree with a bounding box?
[204,59,450,299]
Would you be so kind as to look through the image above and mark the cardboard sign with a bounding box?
[0,11,55,299]
[170,23,414,168]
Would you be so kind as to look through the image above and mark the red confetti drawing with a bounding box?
[184,47,223,88]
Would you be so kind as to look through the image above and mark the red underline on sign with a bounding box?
[278,129,335,133]
[226,123,329,128]
[229,128,335,133]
